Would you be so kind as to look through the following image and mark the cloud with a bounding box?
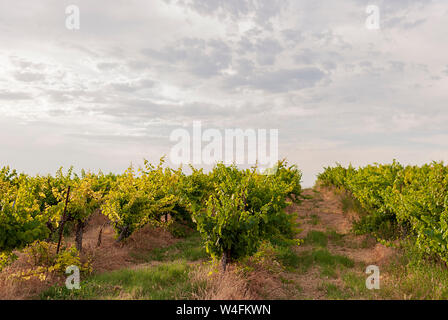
[0,0,447,187]
[410,134,448,147]
[0,90,32,100]
[14,71,45,82]
[165,0,287,28]
[142,38,232,78]
[97,62,120,71]
[109,79,156,92]
[254,39,283,65]
[225,67,326,92]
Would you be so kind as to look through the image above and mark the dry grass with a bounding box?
[0,272,62,300]
[0,249,65,300]
[190,264,257,300]
[73,212,179,273]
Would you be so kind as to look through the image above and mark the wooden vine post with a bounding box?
[56,186,71,254]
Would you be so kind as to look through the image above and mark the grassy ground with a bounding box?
[40,260,206,300]
[243,188,448,300]
[308,188,448,300]
[40,231,209,300]
[130,232,208,263]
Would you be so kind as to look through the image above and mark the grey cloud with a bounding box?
[85,96,279,129]
[166,0,287,28]
[237,37,254,55]
[384,16,427,30]
[10,56,46,70]
[0,90,32,100]
[353,0,433,10]
[311,30,351,50]
[109,79,156,93]
[402,18,427,29]
[67,133,158,143]
[97,62,120,71]
[255,39,283,66]
[101,100,233,121]
[142,38,232,78]
[294,49,342,73]
[226,67,326,92]
[44,88,110,104]
[44,90,75,103]
[444,66,448,76]
[234,58,255,76]
[294,49,316,65]
[14,71,45,82]
[110,82,138,92]
[282,29,304,44]
[237,37,283,65]
[388,61,405,73]
[179,0,252,17]
[359,61,372,68]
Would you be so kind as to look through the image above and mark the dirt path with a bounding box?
[271,187,396,300]
[299,188,395,265]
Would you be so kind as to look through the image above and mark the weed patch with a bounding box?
[40,260,206,300]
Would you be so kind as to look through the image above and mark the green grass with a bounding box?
[312,249,354,268]
[378,243,448,299]
[309,214,320,225]
[340,193,366,215]
[130,232,208,263]
[295,249,354,275]
[295,251,314,273]
[40,260,206,300]
[278,276,303,299]
[304,231,328,247]
[326,230,345,247]
[336,241,448,300]
[312,189,324,202]
[279,276,294,284]
[341,272,375,298]
[321,282,351,299]
[320,265,338,278]
[275,246,301,270]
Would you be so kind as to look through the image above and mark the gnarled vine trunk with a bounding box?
[97,223,105,247]
[221,249,231,272]
[46,220,56,242]
[75,220,87,252]
[116,226,130,243]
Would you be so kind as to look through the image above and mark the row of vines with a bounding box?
[0,158,302,271]
[317,161,448,263]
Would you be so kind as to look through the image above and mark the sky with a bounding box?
[0,0,447,187]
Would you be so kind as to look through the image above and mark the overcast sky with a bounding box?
[0,0,447,186]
